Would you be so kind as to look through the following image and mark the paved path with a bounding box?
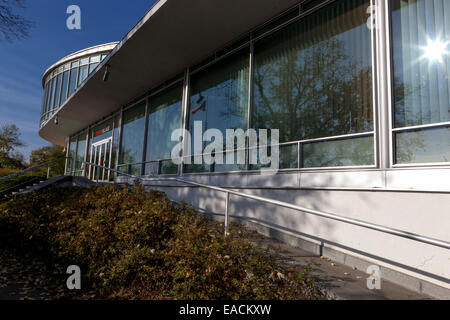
[248,232,432,300]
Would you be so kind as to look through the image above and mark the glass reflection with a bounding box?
[78,65,88,85]
[76,132,87,171]
[186,49,249,173]
[253,0,373,144]
[119,102,146,174]
[145,84,182,175]
[53,73,62,109]
[303,135,374,168]
[67,140,77,173]
[68,67,78,96]
[61,71,69,105]
[395,127,450,164]
[391,0,450,128]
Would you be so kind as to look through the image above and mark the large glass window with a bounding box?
[68,67,78,96]
[119,101,146,175]
[42,82,49,115]
[75,132,87,173]
[67,139,77,173]
[60,71,70,105]
[252,0,373,168]
[78,65,88,85]
[391,0,450,164]
[145,84,183,175]
[53,73,62,109]
[49,77,56,112]
[186,49,250,173]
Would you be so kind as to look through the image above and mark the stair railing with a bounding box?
[0,156,69,184]
[81,161,450,250]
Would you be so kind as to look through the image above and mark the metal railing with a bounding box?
[0,156,69,184]
[81,160,450,250]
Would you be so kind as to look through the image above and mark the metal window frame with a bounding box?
[141,97,150,175]
[183,0,379,173]
[69,0,391,178]
[180,68,191,176]
[385,0,450,168]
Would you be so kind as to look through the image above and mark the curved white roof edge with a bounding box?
[39,0,300,146]
[41,42,119,86]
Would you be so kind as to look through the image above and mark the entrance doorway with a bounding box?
[89,137,112,181]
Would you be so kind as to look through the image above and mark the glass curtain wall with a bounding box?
[253,0,374,168]
[66,139,77,174]
[74,132,87,176]
[41,54,109,125]
[145,83,183,175]
[391,0,450,164]
[118,101,146,175]
[186,49,250,173]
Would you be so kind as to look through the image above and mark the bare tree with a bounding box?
[0,0,34,42]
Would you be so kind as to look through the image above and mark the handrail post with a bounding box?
[224,191,230,236]
[47,166,50,179]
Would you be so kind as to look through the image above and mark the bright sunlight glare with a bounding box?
[422,38,449,63]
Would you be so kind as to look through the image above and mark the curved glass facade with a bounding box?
[60,0,450,180]
[40,49,113,127]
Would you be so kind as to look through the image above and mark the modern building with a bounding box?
[39,0,449,298]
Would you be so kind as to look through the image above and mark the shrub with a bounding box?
[0,185,324,300]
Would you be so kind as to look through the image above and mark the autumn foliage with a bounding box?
[0,185,324,299]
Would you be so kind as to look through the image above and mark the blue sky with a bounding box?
[0,0,156,160]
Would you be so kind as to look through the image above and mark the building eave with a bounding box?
[39,0,300,146]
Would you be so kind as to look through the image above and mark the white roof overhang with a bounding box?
[39,0,300,146]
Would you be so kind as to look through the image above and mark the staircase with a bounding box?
[0,177,46,199]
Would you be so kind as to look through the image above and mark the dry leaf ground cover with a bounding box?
[0,184,325,300]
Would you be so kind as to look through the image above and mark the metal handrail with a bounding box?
[81,161,450,250]
[0,156,69,184]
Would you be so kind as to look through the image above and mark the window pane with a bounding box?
[253,0,373,143]
[90,55,100,63]
[302,135,374,168]
[186,49,249,172]
[42,83,49,115]
[53,74,62,109]
[76,132,87,170]
[60,71,70,104]
[71,61,79,68]
[45,81,52,113]
[67,140,77,173]
[145,84,182,174]
[89,62,99,74]
[119,102,146,168]
[80,57,89,65]
[391,0,450,128]
[49,77,56,111]
[249,143,297,171]
[68,67,79,96]
[279,144,298,169]
[78,65,88,85]
[395,127,450,164]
